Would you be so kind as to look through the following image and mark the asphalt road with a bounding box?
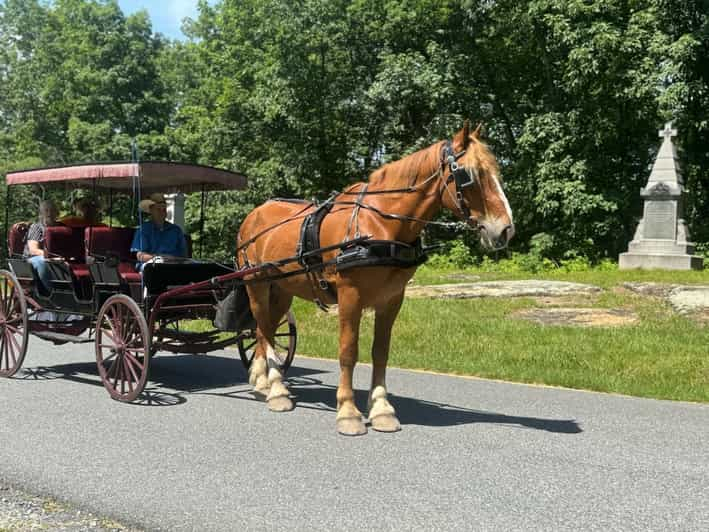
[1,339,708,531]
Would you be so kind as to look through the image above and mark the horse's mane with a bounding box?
[367,138,500,190]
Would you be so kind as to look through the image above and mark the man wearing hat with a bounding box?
[131,193,187,267]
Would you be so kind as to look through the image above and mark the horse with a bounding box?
[236,121,514,435]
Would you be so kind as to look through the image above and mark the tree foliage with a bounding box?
[1,0,708,261]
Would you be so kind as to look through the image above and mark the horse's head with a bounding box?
[440,122,514,250]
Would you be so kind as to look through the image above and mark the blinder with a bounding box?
[442,140,476,223]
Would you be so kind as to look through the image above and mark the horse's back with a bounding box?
[238,199,315,266]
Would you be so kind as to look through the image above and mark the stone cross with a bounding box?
[659,122,677,140]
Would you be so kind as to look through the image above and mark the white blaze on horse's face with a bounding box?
[455,145,515,251]
[479,173,515,250]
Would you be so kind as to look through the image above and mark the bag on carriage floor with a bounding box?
[214,284,256,332]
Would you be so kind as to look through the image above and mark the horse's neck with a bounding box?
[365,146,443,242]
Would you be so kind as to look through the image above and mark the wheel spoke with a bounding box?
[6,328,21,357]
[98,345,119,352]
[275,340,289,352]
[104,312,119,342]
[111,357,121,388]
[125,353,144,372]
[106,354,119,377]
[1,335,7,372]
[123,317,138,346]
[124,355,139,384]
[5,332,17,368]
[244,339,257,351]
[100,328,117,345]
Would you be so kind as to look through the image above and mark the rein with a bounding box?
[236,139,479,256]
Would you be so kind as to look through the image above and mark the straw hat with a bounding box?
[139,193,167,213]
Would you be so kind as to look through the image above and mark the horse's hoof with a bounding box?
[370,414,401,433]
[337,417,367,436]
[268,395,294,412]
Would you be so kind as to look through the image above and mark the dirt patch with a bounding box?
[513,307,639,327]
[533,294,601,307]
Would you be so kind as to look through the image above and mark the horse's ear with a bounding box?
[472,122,483,140]
[454,120,472,150]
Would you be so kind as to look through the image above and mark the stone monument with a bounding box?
[619,122,703,270]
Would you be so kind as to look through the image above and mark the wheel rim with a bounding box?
[0,271,29,377]
[96,295,149,402]
[238,310,297,374]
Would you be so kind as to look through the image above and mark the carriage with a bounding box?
[0,161,297,401]
[2,123,514,435]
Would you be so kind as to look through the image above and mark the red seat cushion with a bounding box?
[45,226,85,261]
[118,262,141,283]
[85,226,135,262]
[70,263,91,279]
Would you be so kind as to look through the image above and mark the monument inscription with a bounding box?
[644,200,676,239]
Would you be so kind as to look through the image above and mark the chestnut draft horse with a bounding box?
[237,122,514,435]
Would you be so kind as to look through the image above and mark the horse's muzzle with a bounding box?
[479,221,515,251]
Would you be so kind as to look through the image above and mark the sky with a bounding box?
[117,0,211,40]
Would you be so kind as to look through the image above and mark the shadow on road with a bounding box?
[16,359,581,433]
[286,376,582,434]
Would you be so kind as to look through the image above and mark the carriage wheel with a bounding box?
[238,310,297,374]
[95,294,150,402]
[0,270,29,377]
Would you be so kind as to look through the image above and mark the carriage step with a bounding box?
[33,331,93,344]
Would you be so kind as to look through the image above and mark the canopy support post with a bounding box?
[199,184,206,259]
[108,188,113,228]
[3,185,10,260]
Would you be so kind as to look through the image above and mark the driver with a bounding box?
[24,199,64,294]
[131,193,187,270]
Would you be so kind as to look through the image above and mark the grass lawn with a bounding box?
[290,265,709,403]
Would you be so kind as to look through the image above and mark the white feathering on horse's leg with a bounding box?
[266,344,294,412]
[249,356,269,396]
[368,385,400,432]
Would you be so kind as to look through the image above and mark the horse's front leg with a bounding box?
[336,284,366,436]
[368,292,404,432]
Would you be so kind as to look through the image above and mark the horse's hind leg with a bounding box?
[245,283,272,397]
[264,286,294,412]
[368,292,404,432]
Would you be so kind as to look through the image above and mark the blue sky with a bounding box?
[117,0,212,39]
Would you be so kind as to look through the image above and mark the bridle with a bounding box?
[440,140,478,225]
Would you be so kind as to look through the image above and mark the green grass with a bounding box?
[289,266,709,403]
[413,263,709,288]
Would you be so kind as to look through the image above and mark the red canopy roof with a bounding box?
[5,161,247,193]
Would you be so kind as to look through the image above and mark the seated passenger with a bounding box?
[24,200,64,294]
[131,193,187,270]
[60,191,104,227]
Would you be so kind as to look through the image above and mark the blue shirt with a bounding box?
[131,221,187,260]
